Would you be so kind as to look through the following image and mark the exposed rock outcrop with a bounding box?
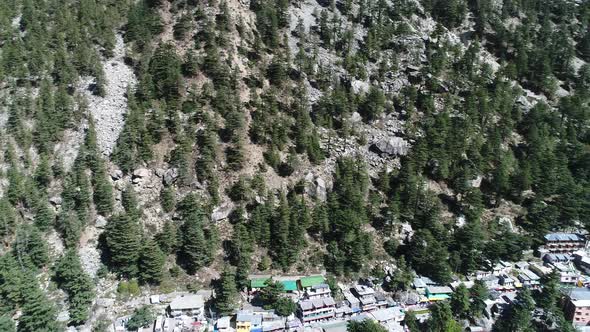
[80,34,136,156]
[372,137,410,156]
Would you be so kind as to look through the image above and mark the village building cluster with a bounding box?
[110,232,590,332]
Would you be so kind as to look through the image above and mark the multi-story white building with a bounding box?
[352,285,377,312]
[543,233,587,254]
[298,297,336,324]
[305,283,331,300]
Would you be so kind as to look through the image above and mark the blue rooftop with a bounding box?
[545,233,584,242]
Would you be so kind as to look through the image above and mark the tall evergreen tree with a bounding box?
[14,225,49,270]
[105,214,141,277]
[138,238,165,285]
[450,283,470,318]
[428,302,462,332]
[215,265,238,315]
[54,250,94,325]
[0,315,15,332]
[17,273,59,332]
[92,161,114,216]
[470,280,489,318]
[178,211,210,274]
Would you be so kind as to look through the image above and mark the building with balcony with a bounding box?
[298,297,336,324]
[563,288,590,326]
[544,233,587,254]
[168,294,204,319]
[517,269,541,288]
[305,283,331,300]
[352,285,378,312]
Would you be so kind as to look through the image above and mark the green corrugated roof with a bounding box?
[250,278,270,288]
[299,275,325,288]
[281,280,298,291]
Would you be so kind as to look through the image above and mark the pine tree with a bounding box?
[272,193,291,269]
[0,315,15,332]
[259,279,284,309]
[34,154,52,189]
[105,214,141,277]
[7,165,25,206]
[0,198,17,240]
[450,283,470,318]
[173,13,193,40]
[33,200,54,232]
[156,221,178,254]
[205,223,219,266]
[54,250,94,325]
[215,265,238,315]
[138,238,165,285]
[428,302,461,332]
[122,185,141,221]
[0,254,24,314]
[92,161,114,216]
[150,43,183,100]
[58,211,82,248]
[470,280,489,318]
[359,86,386,121]
[404,311,420,331]
[126,306,154,331]
[179,212,209,274]
[235,254,251,290]
[493,288,535,331]
[84,116,100,172]
[348,320,388,332]
[14,225,49,270]
[160,187,176,213]
[17,273,59,332]
[537,271,559,311]
[274,297,297,317]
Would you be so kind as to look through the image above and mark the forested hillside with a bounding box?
[0,0,588,330]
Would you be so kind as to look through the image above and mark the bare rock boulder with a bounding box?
[49,196,62,206]
[372,137,410,156]
[164,168,179,185]
[133,168,150,178]
[132,168,150,184]
[95,215,108,228]
[211,202,234,223]
[155,168,166,177]
[110,169,123,180]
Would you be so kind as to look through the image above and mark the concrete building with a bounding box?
[542,253,571,264]
[216,316,232,332]
[169,294,204,319]
[544,233,587,254]
[489,261,513,276]
[299,275,326,291]
[550,262,580,284]
[412,276,436,295]
[236,310,263,332]
[517,269,541,288]
[298,297,336,324]
[499,275,515,290]
[305,283,331,300]
[563,288,590,326]
[369,307,405,324]
[343,291,361,313]
[528,263,552,280]
[425,286,453,301]
[352,285,377,311]
[574,253,590,275]
[474,270,492,280]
